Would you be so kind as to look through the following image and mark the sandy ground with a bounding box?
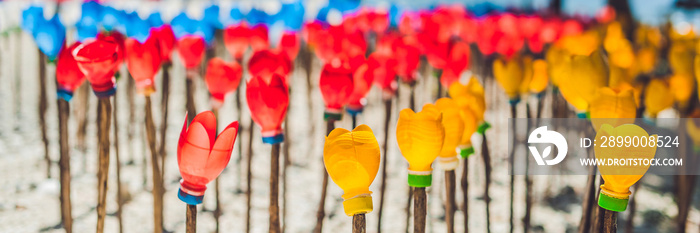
[1,27,699,233]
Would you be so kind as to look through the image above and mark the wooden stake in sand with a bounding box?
[323,125,380,233]
[55,41,89,233]
[145,97,164,233]
[508,102,517,233]
[38,50,51,179]
[73,38,120,233]
[177,111,239,233]
[434,98,467,233]
[113,90,124,233]
[396,104,446,233]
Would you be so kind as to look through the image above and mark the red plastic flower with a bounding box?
[56,41,86,100]
[205,58,242,107]
[248,49,292,83]
[151,25,176,64]
[346,62,374,113]
[246,73,289,144]
[368,52,398,96]
[393,36,421,83]
[125,36,161,95]
[73,38,120,97]
[223,23,250,60]
[177,111,239,205]
[320,63,354,116]
[442,41,470,86]
[249,25,269,53]
[97,31,125,72]
[279,31,300,61]
[177,35,206,69]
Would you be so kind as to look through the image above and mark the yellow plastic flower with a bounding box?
[324,124,380,216]
[558,30,600,56]
[557,49,609,112]
[636,47,657,74]
[669,74,694,104]
[396,104,445,187]
[546,46,568,87]
[686,111,700,151]
[595,124,656,212]
[670,42,694,76]
[493,56,524,101]
[644,79,674,117]
[589,87,637,132]
[434,98,465,170]
[529,59,549,94]
[448,77,486,123]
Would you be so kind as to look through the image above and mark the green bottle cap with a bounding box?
[408,174,432,187]
[460,147,474,159]
[598,192,628,212]
[324,112,343,121]
[477,122,491,135]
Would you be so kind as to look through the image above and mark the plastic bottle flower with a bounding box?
[248,49,292,82]
[556,50,609,113]
[493,56,524,103]
[595,124,656,212]
[589,87,637,132]
[396,104,446,187]
[246,73,289,144]
[223,23,250,60]
[644,79,674,118]
[56,42,87,101]
[320,63,355,120]
[457,107,478,158]
[346,62,374,116]
[434,98,465,170]
[177,35,206,70]
[528,59,549,95]
[324,125,380,216]
[440,41,470,88]
[449,78,486,124]
[177,111,239,205]
[393,36,421,84]
[205,58,242,109]
[368,52,398,97]
[125,36,161,96]
[151,25,176,64]
[279,31,300,61]
[73,38,120,98]
[33,14,66,61]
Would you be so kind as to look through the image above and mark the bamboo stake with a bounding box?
[126,74,136,164]
[406,83,416,233]
[445,170,456,233]
[57,98,73,233]
[186,70,197,122]
[38,50,51,178]
[313,119,335,233]
[159,64,171,180]
[509,103,516,233]
[460,155,468,233]
[145,96,164,233]
[270,143,281,233]
[212,108,221,233]
[245,118,255,233]
[414,187,427,233]
[377,98,392,233]
[282,116,291,233]
[95,98,112,233]
[186,204,197,233]
[113,92,124,233]
[482,129,492,233]
[353,214,366,233]
[600,208,617,233]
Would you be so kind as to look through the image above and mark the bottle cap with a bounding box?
[262,133,285,144]
[324,111,343,121]
[460,147,474,158]
[408,173,432,187]
[57,89,74,102]
[597,191,628,212]
[343,195,373,216]
[477,121,491,135]
[178,188,204,205]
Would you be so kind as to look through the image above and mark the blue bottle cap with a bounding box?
[178,188,204,205]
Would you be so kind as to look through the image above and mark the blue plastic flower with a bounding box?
[33,14,65,60]
[126,12,150,43]
[22,5,44,33]
[228,7,245,25]
[79,1,103,27]
[246,8,271,26]
[101,6,126,32]
[148,12,164,28]
[389,4,402,28]
[171,12,197,39]
[278,1,305,31]
[76,22,98,42]
[203,4,223,29]
[195,20,215,44]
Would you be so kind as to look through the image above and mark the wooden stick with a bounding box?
[186,71,197,122]
[126,74,136,165]
[113,92,124,233]
[57,98,73,233]
[159,64,171,180]
[406,83,416,233]
[482,132,492,233]
[625,183,639,233]
[212,108,221,233]
[270,143,281,233]
[235,60,244,193]
[313,119,335,233]
[282,116,290,233]
[600,207,617,233]
[353,214,366,233]
[186,204,197,233]
[245,117,255,233]
[38,50,51,179]
[445,170,456,233]
[523,103,533,233]
[509,103,516,233]
[414,187,427,233]
[96,98,112,233]
[579,125,598,233]
[377,98,392,233]
[435,69,443,99]
[460,156,468,233]
[145,96,164,233]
